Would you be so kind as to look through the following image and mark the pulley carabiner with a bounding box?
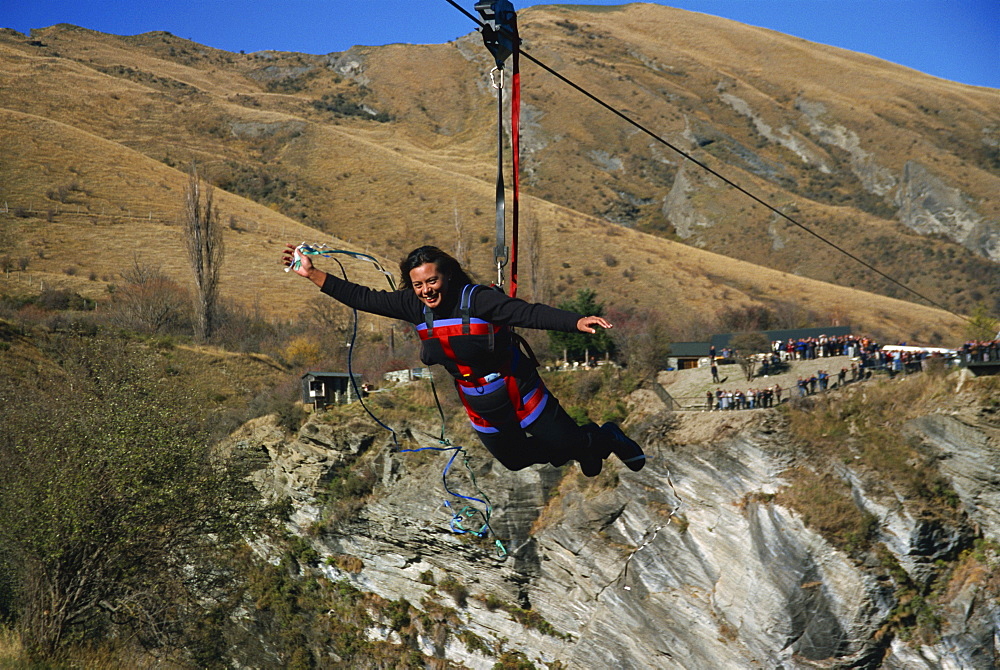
[489,66,504,90]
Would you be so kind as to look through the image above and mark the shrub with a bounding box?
[283,335,323,366]
[0,333,269,661]
[107,263,192,335]
[438,575,468,607]
[311,91,392,122]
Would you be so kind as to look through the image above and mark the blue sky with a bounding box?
[4,1,998,89]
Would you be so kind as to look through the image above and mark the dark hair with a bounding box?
[398,246,475,291]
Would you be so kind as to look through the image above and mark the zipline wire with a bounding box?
[442,0,969,324]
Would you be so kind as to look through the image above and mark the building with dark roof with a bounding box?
[301,371,363,409]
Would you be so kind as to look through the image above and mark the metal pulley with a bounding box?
[475,0,517,67]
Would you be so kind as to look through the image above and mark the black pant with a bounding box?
[473,392,606,471]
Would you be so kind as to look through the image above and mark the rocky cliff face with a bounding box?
[896,161,1000,263]
[229,372,1000,669]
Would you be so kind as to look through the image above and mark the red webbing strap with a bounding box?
[509,20,521,298]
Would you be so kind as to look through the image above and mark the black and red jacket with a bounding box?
[319,275,582,432]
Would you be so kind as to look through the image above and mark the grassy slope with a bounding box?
[508,5,1000,309]
[1,8,993,343]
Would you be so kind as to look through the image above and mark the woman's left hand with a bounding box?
[577,316,612,333]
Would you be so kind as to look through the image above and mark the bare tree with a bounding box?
[184,164,225,340]
[523,213,548,304]
[453,200,470,270]
[109,255,191,334]
[606,305,673,382]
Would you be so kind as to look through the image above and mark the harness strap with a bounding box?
[456,375,548,433]
[492,69,508,288]
[509,27,520,298]
[459,284,494,350]
[460,284,475,334]
[423,305,434,336]
[420,285,499,379]
[476,1,520,293]
[419,283,548,431]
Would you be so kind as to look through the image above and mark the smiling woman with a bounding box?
[399,245,474,310]
[282,242,645,477]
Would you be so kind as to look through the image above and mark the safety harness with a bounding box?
[416,284,548,433]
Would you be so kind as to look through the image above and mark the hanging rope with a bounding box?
[510,42,521,298]
[292,243,400,448]
[475,0,520,296]
[289,243,507,556]
[490,67,509,289]
[396,438,508,558]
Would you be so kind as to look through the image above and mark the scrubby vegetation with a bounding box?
[0,278,435,666]
[782,371,967,524]
[312,92,393,122]
[0,330,272,664]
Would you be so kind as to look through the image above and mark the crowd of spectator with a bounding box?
[707,385,782,410]
[702,333,967,411]
[793,365,865,397]
[961,339,1000,363]
[691,329,1000,413]
[772,334,877,361]
[768,335,957,377]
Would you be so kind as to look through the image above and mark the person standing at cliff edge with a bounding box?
[283,243,646,477]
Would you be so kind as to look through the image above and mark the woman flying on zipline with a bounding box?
[283,243,645,477]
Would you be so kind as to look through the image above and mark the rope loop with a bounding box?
[290,242,507,558]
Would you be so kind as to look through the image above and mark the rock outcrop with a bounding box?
[233,373,1000,669]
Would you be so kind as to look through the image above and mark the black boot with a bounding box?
[601,422,646,472]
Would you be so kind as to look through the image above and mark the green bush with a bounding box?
[548,289,614,362]
[312,92,393,122]
[0,333,269,662]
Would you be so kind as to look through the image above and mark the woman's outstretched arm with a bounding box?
[282,244,419,322]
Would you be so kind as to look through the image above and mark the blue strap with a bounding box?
[397,440,507,557]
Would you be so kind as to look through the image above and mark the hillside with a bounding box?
[217,358,1000,669]
[1,5,997,345]
[3,314,998,668]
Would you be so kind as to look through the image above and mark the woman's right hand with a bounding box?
[283,243,312,277]
[283,244,326,286]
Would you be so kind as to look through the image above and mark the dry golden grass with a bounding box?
[1,6,994,345]
[0,623,184,669]
[0,627,23,666]
[781,371,972,525]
